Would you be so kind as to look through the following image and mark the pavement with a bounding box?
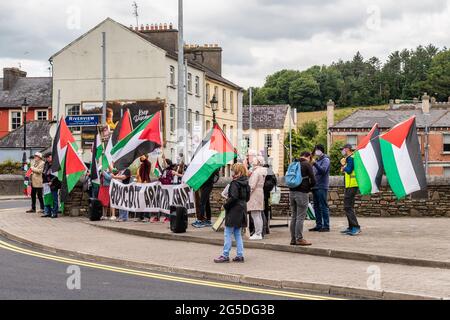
[0,206,449,300]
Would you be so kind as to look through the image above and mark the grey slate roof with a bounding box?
[243,105,290,130]
[0,77,52,109]
[331,109,450,130]
[0,120,53,149]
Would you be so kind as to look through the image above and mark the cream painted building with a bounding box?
[242,105,297,176]
[50,18,205,162]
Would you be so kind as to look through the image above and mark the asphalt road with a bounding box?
[0,200,341,301]
[0,199,29,210]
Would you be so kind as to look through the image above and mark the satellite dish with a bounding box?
[49,123,58,139]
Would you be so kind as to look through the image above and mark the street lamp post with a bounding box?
[21,98,29,168]
[210,95,219,124]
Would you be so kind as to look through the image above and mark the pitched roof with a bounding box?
[0,77,52,109]
[0,120,53,149]
[242,105,291,130]
[331,109,450,130]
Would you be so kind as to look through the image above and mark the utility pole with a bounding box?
[289,106,292,163]
[177,0,187,162]
[101,32,107,125]
[249,87,252,150]
[132,2,139,29]
[56,89,61,121]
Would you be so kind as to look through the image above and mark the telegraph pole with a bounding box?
[249,87,252,149]
[101,32,106,125]
[132,2,139,29]
[177,0,187,162]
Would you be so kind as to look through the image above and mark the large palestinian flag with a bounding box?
[105,109,133,169]
[90,131,103,187]
[111,112,162,170]
[354,124,384,195]
[60,142,88,206]
[182,123,236,191]
[380,116,427,199]
[51,117,77,180]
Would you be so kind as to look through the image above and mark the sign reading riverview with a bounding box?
[65,115,100,127]
[109,179,196,214]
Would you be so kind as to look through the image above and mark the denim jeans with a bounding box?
[119,210,129,221]
[312,188,330,229]
[44,190,59,216]
[223,227,244,258]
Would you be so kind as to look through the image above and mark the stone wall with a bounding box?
[0,175,24,196]
[211,176,450,217]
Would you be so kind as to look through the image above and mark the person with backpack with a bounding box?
[214,163,250,263]
[263,164,277,235]
[310,144,331,232]
[247,156,267,240]
[341,144,361,236]
[286,151,316,246]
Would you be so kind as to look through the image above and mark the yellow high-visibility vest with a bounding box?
[344,155,358,188]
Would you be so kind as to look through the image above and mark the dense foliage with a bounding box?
[246,45,449,111]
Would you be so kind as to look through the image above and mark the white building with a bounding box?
[50,18,205,162]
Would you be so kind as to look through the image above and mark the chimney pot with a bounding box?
[134,26,139,31]
[145,24,149,30]
[169,23,173,29]
[159,23,163,29]
[163,23,167,30]
[140,24,144,31]
[150,23,154,30]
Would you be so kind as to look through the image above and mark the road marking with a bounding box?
[0,239,343,300]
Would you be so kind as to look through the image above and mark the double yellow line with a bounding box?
[0,239,342,300]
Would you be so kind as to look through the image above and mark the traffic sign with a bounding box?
[65,115,100,127]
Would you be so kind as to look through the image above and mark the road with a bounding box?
[0,200,341,300]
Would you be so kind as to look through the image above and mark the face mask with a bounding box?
[315,150,323,157]
[341,150,347,156]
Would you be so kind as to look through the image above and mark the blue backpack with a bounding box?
[285,161,302,188]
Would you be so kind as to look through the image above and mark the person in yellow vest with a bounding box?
[340,144,361,236]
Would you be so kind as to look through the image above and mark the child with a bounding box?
[214,163,250,263]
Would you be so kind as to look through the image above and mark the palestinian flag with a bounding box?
[111,112,162,170]
[51,117,77,180]
[23,168,32,196]
[380,116,427,199]
[60,142,88,207]
[153,159,162,178]
[354,124,384,195]
[183,123,236,191]
[105,109,133,169]
[90,131,102,186]
[43,183,53,207]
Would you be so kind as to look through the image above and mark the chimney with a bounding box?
[327,100,335,154]
[184,44,223,75]
[3,67,27,91]
[422,93,430,114]
[138,22,178,53]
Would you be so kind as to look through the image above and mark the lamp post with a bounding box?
[21,98,29,169]
[210,94,219,124]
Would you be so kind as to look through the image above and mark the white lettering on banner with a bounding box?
[109,179,196,214]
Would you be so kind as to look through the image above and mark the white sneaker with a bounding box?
[249,234,263,240]
[110,216,117,221]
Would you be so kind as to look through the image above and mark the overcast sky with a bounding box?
[1,0,449,87]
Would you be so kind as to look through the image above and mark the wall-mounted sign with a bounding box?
[66,115,100,127]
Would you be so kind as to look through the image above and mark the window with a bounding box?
[66,104,81,133]
[347,135,358,149]
[187,73,192,93]
[10,110,22,130]
[265,134,273,149]
[205,120,211,132]
[195,76,200,95]
[230,91,234,114]
[222,89,227,110]
[195,111,200,124]
[187,109,193,134]
[223,124,227,136]
[169,66,175,86]
[444,134,450,153]
[205,84,210,106]
[445,167,450,177]
[243,134,251,148]
[214,86,219,100]
[230,125,234,142]
[35,110,48,121]
[169,104,176,133]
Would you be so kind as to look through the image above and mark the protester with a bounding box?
[26,152,45,213]
[341,144,361,236]
[289,152,316,246]
[214,163,250,263]
[263,164,277,235]
[175,152,186,185]
[192,169,220,228]
[310,144,331,232]
[135,155,152,222]
[112,166,132,222]
[247,156,268,240]
[98,166,113,220]
[42,153,61,218]
[158,159,183,222]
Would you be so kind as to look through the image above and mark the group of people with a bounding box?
[214,143,361,263]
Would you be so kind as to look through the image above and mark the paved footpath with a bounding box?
[0,208,449,299]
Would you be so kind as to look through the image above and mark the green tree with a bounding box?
[426,49,450,100]
[288,73,322,111]
[298,121,318,140]
[329,141,346,176]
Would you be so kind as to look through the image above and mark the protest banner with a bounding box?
[109,179,196,214]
